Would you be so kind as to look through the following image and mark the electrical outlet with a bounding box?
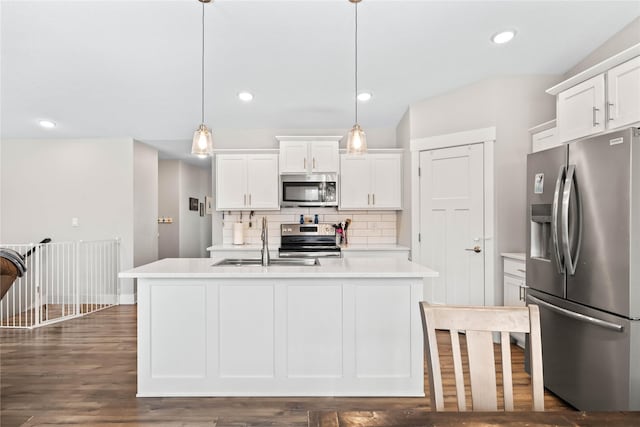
[71,217,79,227]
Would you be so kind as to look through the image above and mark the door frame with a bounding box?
[410,127,496,306]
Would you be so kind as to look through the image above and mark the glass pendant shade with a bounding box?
[192,123,213,158]
[346,123,367,155]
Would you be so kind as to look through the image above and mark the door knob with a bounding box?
[465,245,482,253]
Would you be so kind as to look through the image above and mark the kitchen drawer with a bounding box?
[504,258,526,279]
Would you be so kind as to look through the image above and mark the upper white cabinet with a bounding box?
[607,56,640,130]
[339,153,402,210]
[529,120,560,153]
[550,49,640,143]
[557,74,606,142]
[279,140,339,174]
[216,154,279,211]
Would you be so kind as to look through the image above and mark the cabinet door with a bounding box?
[216,155,248,210]
[339,155,371,209]
[370,154,402,209]
[503,275,526,307]
[279,141,308,173]
[557,74,605,143]
[310,141,339,173]
[247,155,279,210]
[607,56,640,130]
[531,127,560,153]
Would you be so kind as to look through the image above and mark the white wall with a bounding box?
[404,76,559,304]
[0,137,136,303]
[133,141,159,267]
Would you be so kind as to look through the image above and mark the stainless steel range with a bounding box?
[279,223,341,258]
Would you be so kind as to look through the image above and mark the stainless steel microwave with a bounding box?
[280,173,338,207]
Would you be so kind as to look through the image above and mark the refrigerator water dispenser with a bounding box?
[530,204,552,260]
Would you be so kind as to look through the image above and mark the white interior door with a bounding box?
[419,144,484,305]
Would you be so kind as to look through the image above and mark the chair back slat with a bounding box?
[466,330,498,411]
[419,303,545,412]
[501,331,514,411]
[448,330,466,411]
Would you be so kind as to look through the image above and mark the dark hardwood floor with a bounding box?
[0,305,571,426]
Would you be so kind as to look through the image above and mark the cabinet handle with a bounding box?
[367,194,371,205]
[592,106,600,127]
[608,102,614,121]
[517,268,526,273]
[244,194,247,206]
[313,158,316,169]
[304,158,307,169]
[519,286,525,302]
[249,194,251,206]
[372,194,375,205]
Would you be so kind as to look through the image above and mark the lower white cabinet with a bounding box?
[502,254,527,347]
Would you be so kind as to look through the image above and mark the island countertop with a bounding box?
[119,257,438,279]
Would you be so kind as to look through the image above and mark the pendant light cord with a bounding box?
[354,2,358,125]
[201,0,205,125]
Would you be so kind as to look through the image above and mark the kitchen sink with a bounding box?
[212,258,320,267]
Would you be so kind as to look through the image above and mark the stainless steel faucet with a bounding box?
[261,216,270,266]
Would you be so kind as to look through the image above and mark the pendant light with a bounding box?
[346,0,367,155]
[191,0,214,158]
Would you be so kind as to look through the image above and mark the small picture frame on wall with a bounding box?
[199,203,204,217]
[189,197,199,211]
[204,196,213,214]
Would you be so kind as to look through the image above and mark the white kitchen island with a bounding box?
[119,257,438,397]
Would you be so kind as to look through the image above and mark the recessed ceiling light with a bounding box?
[357,92,372,102]
[39,120,56,128]
[491,30,516,44]
[238,92,254,102]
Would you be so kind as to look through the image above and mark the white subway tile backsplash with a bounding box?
[220,210,397,245]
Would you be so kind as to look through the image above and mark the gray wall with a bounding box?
[133,141,159,267]
[0,137,137,303]
[403,75,559,304]
[562,17,640,80]
[395,109,412,254]
[210,127,397,149]
[158,160,180,259]
[158,159,212,259]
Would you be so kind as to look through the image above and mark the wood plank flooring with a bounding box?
[0,305,571,426]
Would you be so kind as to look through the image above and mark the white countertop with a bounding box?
[501,252,526,261]
[207,244,410,252]
[119,257,438,279]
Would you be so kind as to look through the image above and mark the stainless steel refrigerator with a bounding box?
[525,127,640,411]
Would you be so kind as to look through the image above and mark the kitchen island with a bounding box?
[120,257,437,397]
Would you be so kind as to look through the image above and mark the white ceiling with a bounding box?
[2,0,639,164]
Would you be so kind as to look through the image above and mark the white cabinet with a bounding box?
[607,56,640,130]
[556,56,640,143]
[339,153,402,210]
[529,119,561,153]
[279,140,339,174]
[557,74,606,143]
[216,154,279,211]
[502,254,527,347]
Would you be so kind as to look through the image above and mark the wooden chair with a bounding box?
[419,302,544,412]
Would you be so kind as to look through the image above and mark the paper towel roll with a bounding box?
[233,222,244,245]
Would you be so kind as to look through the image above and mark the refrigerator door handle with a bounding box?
[527,295,623,332]
[561,165,583,275]
[551,165,565,273]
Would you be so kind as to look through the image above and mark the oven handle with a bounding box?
[527,295,624,332]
